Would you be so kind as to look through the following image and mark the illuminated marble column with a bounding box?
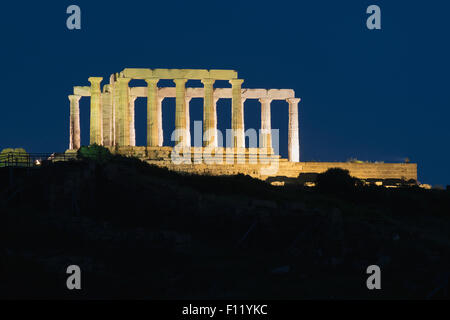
[68,95,81,149]
[88,77,103,145]
[230,79,245,149]
[113,75,121,146]
[287,98,300,162]
[201,78,216,147]
[145,78,159,147]
[213,97,219,147]
[174,79,188,147]
[109,75,116,146]
[259,97,272,151]
[185,96,192,147]
[158,97,164,146]
[117,77,131,146]
[129,95,137,146]
[101,85,114,147]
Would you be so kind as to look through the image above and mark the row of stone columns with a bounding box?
[69,78,301,161]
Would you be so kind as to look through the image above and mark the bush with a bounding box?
[77,144,112,164]
[316,168,360,193]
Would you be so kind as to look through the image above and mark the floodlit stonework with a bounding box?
[68,68,417,183]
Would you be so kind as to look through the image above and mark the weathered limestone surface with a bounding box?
[145,78,159,147]
[202,79,216,147]
[260,97,272,151]
[117,77,131,146]
[230,79,245,148]
[287,98,300,162]
[68,95,81,150]
[73,86,90,96]
[129,95,137,146]
[122,68,238,80]
[174,79,188,147]
[101,88,113,147]
[185,96,191,147]
[107,146,417,182]
[88,77,103,145]
[127,87,295,100]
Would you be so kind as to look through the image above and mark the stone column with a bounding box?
[174,79,188,147]
[117,77,131,146]
[229,79,245,149]
[101,85,113,147]
[158,97,164,146]
[213,97,219,147]
[287,98,301,162]
[88,77,103,145]
[129,95,137,146]
[185,96,192,147]
[145,78,160,147]
[259,97,272,151]
[68,95,81,150]
[201,78,216,147]
[109,75,116,146]
[113,76,121,146]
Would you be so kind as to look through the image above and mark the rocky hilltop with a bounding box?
[1,150,449,299]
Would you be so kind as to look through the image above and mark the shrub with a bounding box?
[316,168,360,193]
[77,144,112,164]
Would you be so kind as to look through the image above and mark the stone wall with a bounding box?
[106,146,417,183]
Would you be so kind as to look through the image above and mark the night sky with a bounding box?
[0,1,448,185]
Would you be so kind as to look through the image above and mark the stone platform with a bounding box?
[95,146,417,184]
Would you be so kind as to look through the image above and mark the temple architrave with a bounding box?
[67,68,417,184]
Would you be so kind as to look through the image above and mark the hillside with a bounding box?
[1,153,449,299]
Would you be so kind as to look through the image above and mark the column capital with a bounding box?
[116,77,131,84]
[68,95,81,102]
[229,79,244,86]
[129,95,138,103]
[145,78,159,86]
[103,84,113,93]
[201,78,215,86]
[286,97,301,104]
[185,96,192,103]
[88,77,103,84]
[259,97,272,104]
[173,78,188,85]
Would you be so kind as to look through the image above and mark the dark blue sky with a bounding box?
[0,1,449,185]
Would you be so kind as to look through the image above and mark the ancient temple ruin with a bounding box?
[68,68,417,184]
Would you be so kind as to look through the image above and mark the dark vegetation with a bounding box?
[1,146,449,299]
